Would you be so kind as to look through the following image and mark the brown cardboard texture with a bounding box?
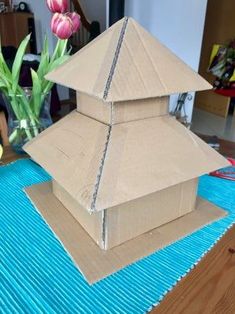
[24,110,229,214]
[45,17,212,102]
[24,17,229,257]
[25,181,227,284]
[52,178,198,249]
[77,92,169,124]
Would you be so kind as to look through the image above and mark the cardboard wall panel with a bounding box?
[77,92,169,125]
[113,97,169,124]
[77,92,112,124]
[52,177,198,250]
[52,180,103,247]
[25,182,227,284]
[105,178,198,249]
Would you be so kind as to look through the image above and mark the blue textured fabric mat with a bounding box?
[1,159,235,313]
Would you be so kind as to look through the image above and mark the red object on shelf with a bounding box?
[228,158,235,166]
[210,158,235,181]
[214,89,235,97]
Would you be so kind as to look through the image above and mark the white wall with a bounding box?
[125,0,208,122]
[79,0,107,32]
[13,0,68,100]
[13,0,55,54]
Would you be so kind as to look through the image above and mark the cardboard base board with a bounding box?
[25,182,227,284]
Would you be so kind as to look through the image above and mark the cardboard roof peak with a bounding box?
[45,17,212,102]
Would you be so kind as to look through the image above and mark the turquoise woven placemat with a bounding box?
[1,159,235,313]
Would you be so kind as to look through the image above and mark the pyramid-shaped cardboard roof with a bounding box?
[24,112,228,213]
[45,17,211,102]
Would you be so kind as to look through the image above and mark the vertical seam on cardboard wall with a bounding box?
[90,125,112,212]
[101,209,107,249]
[111,102,114,125]
[103,17,129,100]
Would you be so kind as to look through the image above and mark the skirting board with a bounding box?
[25,182,227,284]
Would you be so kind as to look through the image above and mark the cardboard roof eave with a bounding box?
[24,111,229,213]
[45,17,212,103]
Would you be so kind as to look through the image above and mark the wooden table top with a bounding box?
[153,225,235,313]
[1,137,235,314]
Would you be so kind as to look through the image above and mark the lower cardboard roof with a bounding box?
[24,111,229,212]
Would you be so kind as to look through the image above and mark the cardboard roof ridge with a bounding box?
[45,17,126,101]
[103,17,129,101]
[45,21,118,82]
[45,17,211,102]
[90,124,112,212]
[24,112,229,213]
[93,116,229,210]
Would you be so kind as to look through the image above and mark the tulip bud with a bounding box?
[51,13,61,34]
[47,0,68,13]
[51,13,73,39]
[67,12,81,33]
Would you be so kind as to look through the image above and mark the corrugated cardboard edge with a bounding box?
[90,124,112,212]
[44,17,212,102]
[103,17,129,100]
[24,112,229,214]
[25,182,227,284]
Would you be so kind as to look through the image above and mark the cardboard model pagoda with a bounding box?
[24,18,229,283]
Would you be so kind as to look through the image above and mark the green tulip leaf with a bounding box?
[31,69,42,116]
[37,36,49,79]
[12,34,31,93]
[48,55,70,72]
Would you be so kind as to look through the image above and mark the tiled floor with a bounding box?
[191,108,235,142]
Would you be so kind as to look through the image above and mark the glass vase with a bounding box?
[3,87,52,154]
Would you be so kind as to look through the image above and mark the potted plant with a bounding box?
[0,0,80,153]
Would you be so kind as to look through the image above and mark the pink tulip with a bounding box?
[67,12,81,33]
[47,0,68,13]
[51,13,61,34]
[51,13,73,39]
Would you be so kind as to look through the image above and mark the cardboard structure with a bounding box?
[24,17,229,282]
[25,183,226,283]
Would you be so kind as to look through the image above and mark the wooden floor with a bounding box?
[153,135,235,313]
[153,225,235,313]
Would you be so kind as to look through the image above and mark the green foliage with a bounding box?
[12,34,31,93]
[31,69,42,117]
[37,36,50,79]
[0,34,69,142]
[0,34,69,121]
